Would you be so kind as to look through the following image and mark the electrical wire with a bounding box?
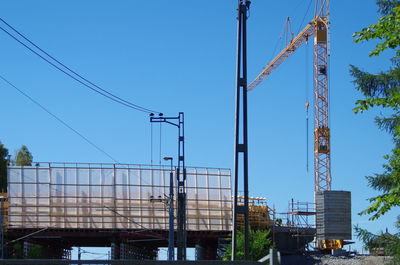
[0,18,159,114]
[0,25,150,113]
[0,19,167,193]
[103,205,167,241]
[0,74,120,163]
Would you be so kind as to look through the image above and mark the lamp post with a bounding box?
[163,157,174,261]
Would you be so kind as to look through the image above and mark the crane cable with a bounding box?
[305,40,310,173]
[297,0,314,35]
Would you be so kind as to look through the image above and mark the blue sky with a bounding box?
[0,0,398,257]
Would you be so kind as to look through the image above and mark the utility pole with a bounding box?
[232,0,251,261]
[150,112,186,260]
[163,156,175,261]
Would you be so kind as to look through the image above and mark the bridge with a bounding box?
[6,163,232,259]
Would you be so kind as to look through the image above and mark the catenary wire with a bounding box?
[0,21,166,192]
[0,74,121,163]
[2,76,168,222]
[0,19,169,193]
[0,17,159,114]
[0,25,149,113]
[0,20,159,114]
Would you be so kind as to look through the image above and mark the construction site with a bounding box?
[2,161,349,260]
[1,0,391,264]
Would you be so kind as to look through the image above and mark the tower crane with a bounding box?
[248,0,331,194]
[248,0,345,250]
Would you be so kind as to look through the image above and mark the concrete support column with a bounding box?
[120,243,125,259]
[23,241,30,258]
[111,242,120,260]
[195,244,205,260]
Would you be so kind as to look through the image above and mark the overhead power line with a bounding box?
[0,74,120,163]
[0,18,159,114]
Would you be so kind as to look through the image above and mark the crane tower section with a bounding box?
[314,1,331,193]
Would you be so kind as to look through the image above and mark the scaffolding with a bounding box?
[7,163,232,232]
[236,196,274,230]
[286,200,316,228]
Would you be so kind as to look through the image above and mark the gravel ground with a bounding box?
[280,255,393,265]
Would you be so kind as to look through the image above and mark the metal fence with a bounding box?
[8,163,232,231]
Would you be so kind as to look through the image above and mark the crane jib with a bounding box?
[247,21,317,91]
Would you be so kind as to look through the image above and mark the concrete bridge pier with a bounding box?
[111,241,120,260]
[195,238,218,260]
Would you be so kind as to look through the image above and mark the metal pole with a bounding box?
[0,198,4,259]
[232,0,250,260]
[168,159,174,260]
[242,1,250,259]
[150,113,186,260]
[177,112,186,260]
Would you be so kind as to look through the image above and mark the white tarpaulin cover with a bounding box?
[8,163,232,231]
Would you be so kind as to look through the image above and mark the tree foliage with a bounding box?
[351,0,400,261]
[0,142,9,192]
[351,0,400,220]
[355,219,400,263]
[15,145,33,166]
[222,229,273,261]
[353,5,400,57]
[355,224,399,255]
[9,242,43,259]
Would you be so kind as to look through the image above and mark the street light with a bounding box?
[163,157,174,261]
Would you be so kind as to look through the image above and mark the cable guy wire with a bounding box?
[297,0,314,35]
[0,74,120,163]
[0,18,159,114]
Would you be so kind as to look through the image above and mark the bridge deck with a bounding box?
[6,228,229,248]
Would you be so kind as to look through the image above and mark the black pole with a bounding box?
[0,198,4,259]
[163,157,175,261]
[232,0,250,261]
[150,112,186,260]
[176,112,186,260]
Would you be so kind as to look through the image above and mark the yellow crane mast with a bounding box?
[248,0,331,194]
